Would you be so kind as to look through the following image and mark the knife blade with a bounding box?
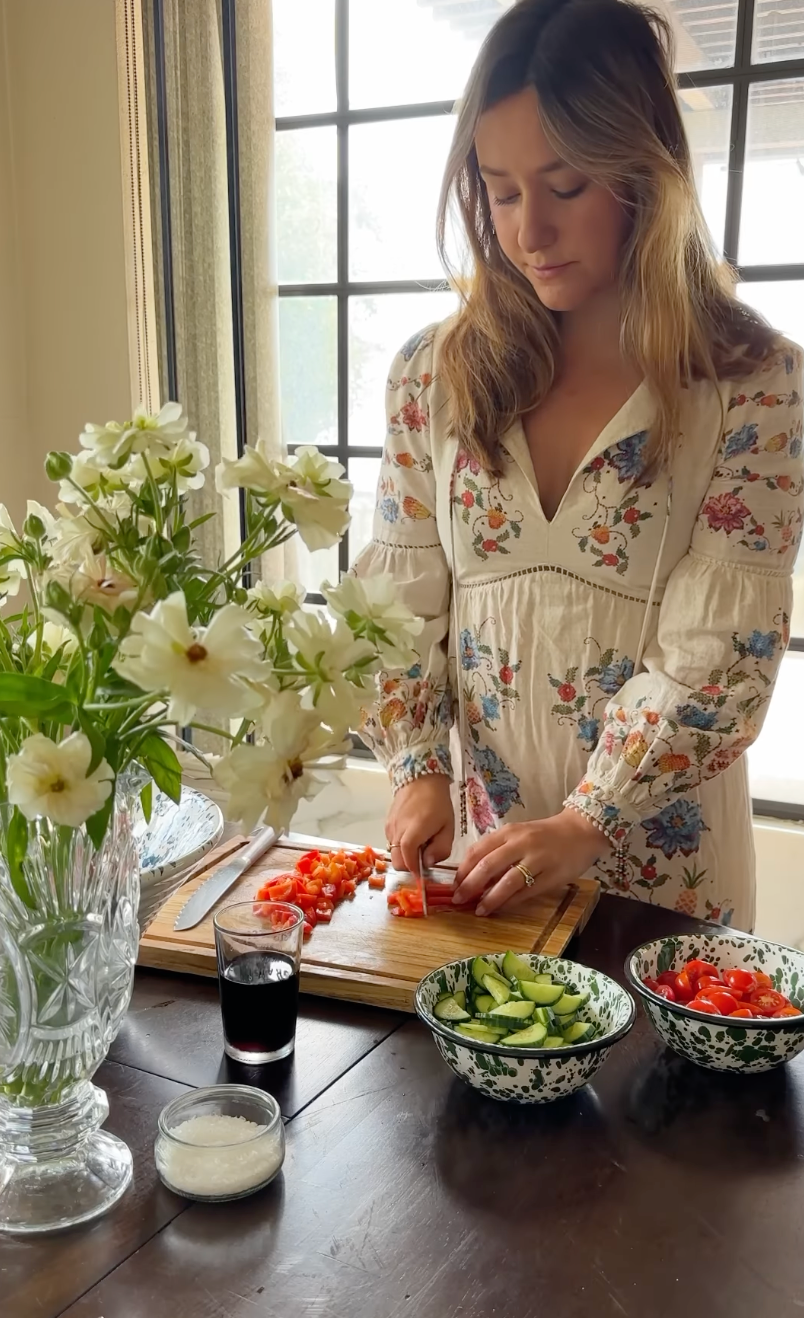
[418,847,429,918]
[173,826,281,930]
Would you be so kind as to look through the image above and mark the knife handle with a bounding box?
[240,825,281,869]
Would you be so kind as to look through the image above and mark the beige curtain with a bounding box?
[138,0,292,754]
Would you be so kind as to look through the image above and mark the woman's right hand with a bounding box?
[385,774,455,877]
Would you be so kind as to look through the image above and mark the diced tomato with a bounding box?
[341,879,356,896]
[689,997,720,1014]
[296,851,319,874]
[723,968,757,993]
[314,905,333,923]
[303,921,314,940]
[295,892,317,912]
[674,972,695,1002]
[374,860,387,873]
[386,891,400,908]
[368,874,386,890]
[684,960,721,982]
[266,877,296,902]
[749,989,788,1016]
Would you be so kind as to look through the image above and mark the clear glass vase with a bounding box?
[0,789,140,1234]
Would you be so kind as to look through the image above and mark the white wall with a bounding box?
[0,0,131,522]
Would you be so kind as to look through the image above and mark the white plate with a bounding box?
[136,785,224,887]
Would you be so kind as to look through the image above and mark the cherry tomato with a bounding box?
[657,971,679,989]
[753,971,774,990]
[642,977,661,993]
[696,988,740,1015]
[772,1006,802,1017]
[696,975,724,992]
[723,968,757,993]
[749,989,788,1016]
[674,972,695,1002]
[654,984,676,1001]
[689,997,719,1014]
[729,1008,755,1018]
[684,960,720,982]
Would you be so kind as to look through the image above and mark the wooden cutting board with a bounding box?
[138,838,600,1012]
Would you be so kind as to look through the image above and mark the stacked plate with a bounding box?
[136,786,224,933]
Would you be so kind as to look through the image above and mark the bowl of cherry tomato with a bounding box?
[625,931,804,1073]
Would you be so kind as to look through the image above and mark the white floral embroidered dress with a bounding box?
[353,323,804,930]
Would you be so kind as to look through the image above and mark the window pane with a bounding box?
[644,0,738,70]
[347,458,383,563]
[749,652,804,805]
[752,0,804,64]
[678,84,732,254]
[273,0,336,117]
[349,117,456,281]
[349,291,459,447]
[739,81,804,267]
[349,0,508,110]
[294,539,340,598]
[279,297,337,448]
[738,281,804,353]
[276,128,337,284]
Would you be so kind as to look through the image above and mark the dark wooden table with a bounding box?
[5,895,804,1318]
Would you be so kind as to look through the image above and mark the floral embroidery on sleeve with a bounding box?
[572,432,655,574]
[453,449,524,561]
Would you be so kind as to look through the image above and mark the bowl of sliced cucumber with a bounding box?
[415,950,635,1104]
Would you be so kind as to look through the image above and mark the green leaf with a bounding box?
[5,808,33,908]
[138,732,182,803]
[76,711,107,776]
[656,939,678,975]
[0,673,76,722]
[140,780,153,824]
[86,794,115,850]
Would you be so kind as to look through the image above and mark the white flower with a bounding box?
[58,450,107,504]
[323,572,424,668]
[113,590,269,725]
[126,434,210,493]
[246,579,305,622]
[284,608,377,729]
[7,731,114,827]
[279,447,351,552]
[216,443,352,553]
[79,402,192,468]
[49,551,140,613]
[28,621,79,658]
[215,437,288,498]
[0,505,24,597]
[213,691,349,832]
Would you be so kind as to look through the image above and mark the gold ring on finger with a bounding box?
[515,862,536,888]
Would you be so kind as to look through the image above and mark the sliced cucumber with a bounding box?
[502,951,539,983]
[552,990,590,1016]
[533,973,553,985]
[489,999,536,1021]
[454,989,466,1010]
[433,996,471,1022]
[455,1023,507,1043]
[474,993,495,1014]
[544,1035,566,1048]
[503,1021,548,1047]
[482,974,511,1006]
[519,981,565,1006]
[562,1021,595,1044]
[532,1007,553,1028]
[471,956,497,987]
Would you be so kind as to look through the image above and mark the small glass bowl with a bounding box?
[155,1084,285,1202]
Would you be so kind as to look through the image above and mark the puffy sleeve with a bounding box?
[565,343,804,845]
[351,325,453,793]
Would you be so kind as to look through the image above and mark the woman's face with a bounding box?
[474,88,630,314]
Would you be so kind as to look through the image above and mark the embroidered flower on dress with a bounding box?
[676,703,719,731]
[466,776,495,834]
[700,491,751,533]
[460,629,480,670]
[606,431,649,482]
[599,656,635,696]
[472,744,523,818]
[723,423,758,460]
[746,629,778,660]
[641,799,709,858]
[380,496,399,523]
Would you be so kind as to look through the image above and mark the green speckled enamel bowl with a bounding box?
[626,931,804,1074]
[415,953,635,1105]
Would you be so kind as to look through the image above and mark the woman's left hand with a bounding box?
[452,810,611,917]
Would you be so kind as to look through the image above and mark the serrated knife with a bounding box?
[173,826,281,930]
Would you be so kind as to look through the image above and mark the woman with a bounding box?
[352,0,804,931]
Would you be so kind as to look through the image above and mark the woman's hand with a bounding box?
[452,810,610,916]
[385,774,455,877]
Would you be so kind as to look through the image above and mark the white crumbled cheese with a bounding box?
[157,1113,284,1198]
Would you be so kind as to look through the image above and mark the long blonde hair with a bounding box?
[436,0,777,474]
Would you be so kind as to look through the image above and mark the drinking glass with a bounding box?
[213,901,304,1063]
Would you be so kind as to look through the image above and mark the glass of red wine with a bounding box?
[213,901,304,1064]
